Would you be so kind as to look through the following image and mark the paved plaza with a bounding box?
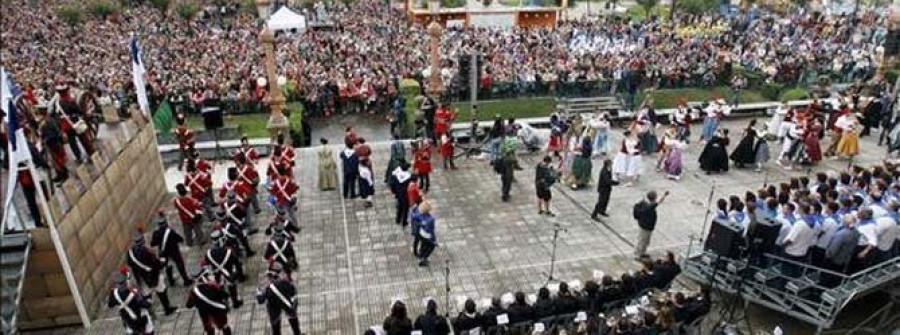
[28,118,893,335]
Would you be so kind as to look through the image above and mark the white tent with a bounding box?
[267,6,307,31]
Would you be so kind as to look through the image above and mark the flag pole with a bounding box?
[27,157,92,327]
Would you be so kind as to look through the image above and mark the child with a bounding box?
[440,134,456,170]
[359,162,374,208]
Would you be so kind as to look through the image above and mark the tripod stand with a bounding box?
[211,127,227,163]
[444,259,451,318]
[544,221,568,286]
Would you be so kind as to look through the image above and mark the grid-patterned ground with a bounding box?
[24,117,891,335]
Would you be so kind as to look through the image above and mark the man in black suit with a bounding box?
[592,159,614,220]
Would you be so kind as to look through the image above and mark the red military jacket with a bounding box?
[269,175,299,206]
[173,195,203,224]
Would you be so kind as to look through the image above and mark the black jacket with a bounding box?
[480,306,507,328]
[533,298,555,319]
[553,294,580,315]
[150,226,184,257]
[598,166,614,191]
[414,312,450,335]
[633,200,659,231]
[382,316,413,335]
[506,302,535,324]
[453,311,481,332]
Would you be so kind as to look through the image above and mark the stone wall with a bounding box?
[19,115,167,329]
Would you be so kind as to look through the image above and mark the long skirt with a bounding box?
[836,132,860,157]
[730,135,757,166]
[639,131,658,153]
[804,135,822,163]
[571,155,593,187]
[594,132,610,155]
[548,135,564,152]
[613,153,643,177]
[755,140,770,164]
[318,160,339,190]
[664,147,683,177]
[701,118,719,141]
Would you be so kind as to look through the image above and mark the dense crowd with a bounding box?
[1,0,890,117]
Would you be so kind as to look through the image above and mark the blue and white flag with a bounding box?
[130,34,151,116]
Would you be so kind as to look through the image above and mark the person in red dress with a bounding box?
[434,105,457,139]
[440,134,456,170]
[413,140,433,192]
[803,117,823,164]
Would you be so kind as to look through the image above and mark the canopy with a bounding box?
[267,6,307,31]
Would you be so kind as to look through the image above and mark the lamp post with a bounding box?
[256,0,289,142]
[426,0,444,98]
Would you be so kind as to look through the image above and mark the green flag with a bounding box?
[153,99,174,135]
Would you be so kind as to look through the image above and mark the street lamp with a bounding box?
[256,0,289,142]
[426,0,444,97]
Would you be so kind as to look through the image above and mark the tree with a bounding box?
[636,0,659,16]
[176,3,199,19]
[56,5,84,26]
[677,0,717,15]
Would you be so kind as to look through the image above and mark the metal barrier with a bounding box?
[680,237,900,334]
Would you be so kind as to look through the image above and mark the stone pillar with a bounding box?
[260,28,289,142]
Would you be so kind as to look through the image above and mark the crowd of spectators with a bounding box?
[372,252,699,335]
[1,0,890,118]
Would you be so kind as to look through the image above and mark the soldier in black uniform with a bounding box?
[256,263,302,335]
[127,232,177,315]
[108,270,155,334]
[150,211,192,286]
[203,229,244,308]
[265,208,300,239]
[264,225,298,277]
[186,267,233,335]
[218,207,256,257]
[222,190,257,236]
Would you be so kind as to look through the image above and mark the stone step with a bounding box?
[0,233,28,253]
[0,266,21,283]
[0,250,25,267]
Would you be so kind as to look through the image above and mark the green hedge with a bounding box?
[760,82,784,101]
[780,88,809,101]
[88,0,120,18]
[57,5,84,26]
[176,3,199,19]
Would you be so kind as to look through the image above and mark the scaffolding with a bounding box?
[681,237,900,334]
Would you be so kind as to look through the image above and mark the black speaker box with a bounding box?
[747,216,781,258]
[704,219,745,259]
[201,105,224,130]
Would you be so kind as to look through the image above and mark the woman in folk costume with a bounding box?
[560,134,579,179]
[767,101,789,140]
[663,139,685,180]
[778,118,804,170]
[589,112,611,156]
[700,99,730,142]
[753,128,771,172]
[835,113,861,159]
[825,104,851,157]
[635,100,658,154]
[568,135,594,190]
[670,100,692,142]
[656,126,678,171]
[317,138,339,191]
[802,117,823,165]
[730,120,760,169]
[612,130,642,186]
[547,112,567,159]
[358,160,375,208]
[698,129,730,174]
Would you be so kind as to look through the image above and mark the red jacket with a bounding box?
[269,176,298,206]
[413,148,432,174]
[219,180,252,203]
[434,108,455,136]
[174,126,195,150]
[184,171,212,200]
[173,195,203,224]
[238,163,260,186]
[234,146,259,163]
[407,182,421,205]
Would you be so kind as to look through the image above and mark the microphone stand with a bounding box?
[544,221,568,286]
[698,180,717,243]
[444,259,451,318]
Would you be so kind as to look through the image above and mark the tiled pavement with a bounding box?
[27,117,891,335]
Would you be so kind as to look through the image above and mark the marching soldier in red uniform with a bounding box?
[269,166,299,225]
[267,146,288,180]
[219,167,252,204]
[256,263,302,335]
[233,136,259,164]
[184,146,212,174]
[173,183,206,246]
[173,113,194,170]
[185,160,215,221]
[203,230,244,308]
[236,154,262,214]
[354,137,372,167]
[108,269,155,335]
[186,267,233,335]
[275,135,295,168]
[127,232,177,315]
[150,211,192,286]
[36,107,69,183]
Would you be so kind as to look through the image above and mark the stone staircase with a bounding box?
[1,232,31,335]
[555,96,625,117]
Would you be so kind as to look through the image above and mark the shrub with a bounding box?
[677,0,717,15]
[400,79,423,98]
[57,5,84,26]
[149,0,171,11]
[176,3,199,20]
[780,88,809,101]
[761,83,784,101]
[886,69,900,87]
[88,0,120,19]
[442,0,466,7]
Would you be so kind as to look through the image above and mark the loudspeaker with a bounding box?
[201,105,223,131]
[746,216,781,261]
[704,219,744,259]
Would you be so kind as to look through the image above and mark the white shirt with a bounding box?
[856,221,879,248]
[784,220,816,257]
[775,214,796,246]
[874,216,899,252]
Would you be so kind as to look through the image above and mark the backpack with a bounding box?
[632,201,646,220]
